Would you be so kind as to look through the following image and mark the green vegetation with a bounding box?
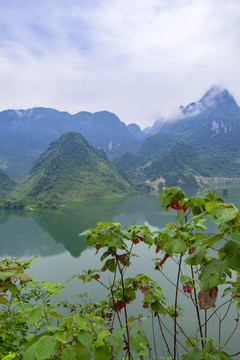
[115,143,202,190]
[1,187,239,359]
[0,169,16,199]
[6,132,136,206]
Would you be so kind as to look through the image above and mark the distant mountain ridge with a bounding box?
[159,86,240,177]
[0,108,139,179]
[115,86,240,188]
[0,85,240,195]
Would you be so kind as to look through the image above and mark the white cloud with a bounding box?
[0,0,240,128]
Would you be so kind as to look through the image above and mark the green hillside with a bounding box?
[115,142,202,189]
[10,132,135,203]
[0,169,16,199]
[143,143,202,188]
[161,87,240,177]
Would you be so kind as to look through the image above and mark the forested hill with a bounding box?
[9,132,135,203]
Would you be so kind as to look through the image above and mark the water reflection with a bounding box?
[0,189,240,258]
[0,197,128,258]
[32,197,128,257]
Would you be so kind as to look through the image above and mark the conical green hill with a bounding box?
[12,132,134,202]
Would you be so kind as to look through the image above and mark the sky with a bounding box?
[1,0,240,129]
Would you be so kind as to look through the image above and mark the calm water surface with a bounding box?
[1,188,240,356]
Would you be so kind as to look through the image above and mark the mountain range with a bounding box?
[0,85,240,205]
[116,86,240,187]
[0,109,139,179]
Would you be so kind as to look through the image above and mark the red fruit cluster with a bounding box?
[183,285,192,294]
[170,200,187,213]
[116,300,125,311]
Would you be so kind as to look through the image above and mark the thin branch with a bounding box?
[174,254,182,360]
[191,266,204,348]
[156,314,173,358]
[200,298,233,329]
[229,351,240,357]
[151,311,158,360]
[116,253,133,360]
[158,269,186,296]
[156,314,189,353]
[223,310,239,348]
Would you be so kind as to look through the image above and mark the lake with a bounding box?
[1,188,240,357]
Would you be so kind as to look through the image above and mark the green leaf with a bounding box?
[192,206,203,216]
[175,212,185,222]
[61,345,76,360]
[107,237,125,249]
[143,234,153,245]
[0,271,15,281]
[73,314,87,326]
[28,307,44,326]
[34,335,57,360]
[230,233,240,244]
[94,330,111,348]
[93,345,113,360]
[184,347,202,360]
[200,259,228,290]
[7,283,19,295]
[55,331,67,344]
[111,328,126,355]
[77,330,93,348]
[85,234,99,246]
[185,246,207,265]
[23,343,37,360]
[190,196,206,206]
[220,241,240,271]
[150,301,163,312]
[79,229,90,236]
[163,238,187,256]
[19,272,30,284]
[75,349,91,360]
[0,294,7,304]
[104,259,117,273]
[203,234,223,247]
[129,331,148,352]
[220,351,235,360]
[180,275,190,283]
[207,206,238,224]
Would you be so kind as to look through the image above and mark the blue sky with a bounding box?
[1,0,240,128]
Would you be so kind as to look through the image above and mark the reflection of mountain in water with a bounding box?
[32,197,128,257]
[0,209,66,258]
[1,190,239,259]
[0,197,128,258]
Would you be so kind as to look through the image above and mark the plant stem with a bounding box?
[174,254,182,360]
[157,314,173,357]
[116,255,133,360]
[200,298,232,329]
[151,311,158,360]
[191,266,204,348]
[156,313,189,353]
